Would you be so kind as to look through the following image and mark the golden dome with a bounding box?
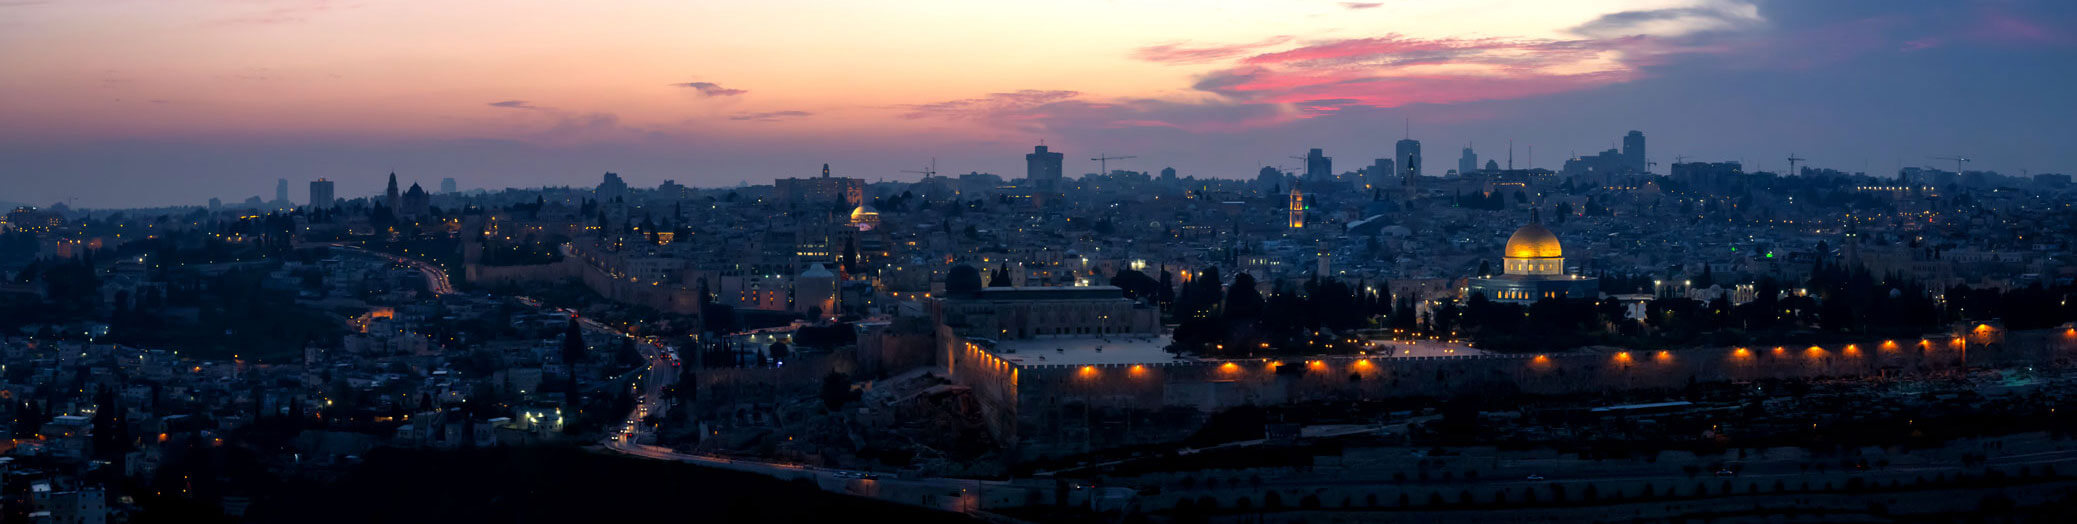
[1504,222,1563,259]
[849,205,880,222]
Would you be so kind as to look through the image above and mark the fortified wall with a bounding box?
[486,240,704,315]
[955,325,2077,461]
[463,258,578,286]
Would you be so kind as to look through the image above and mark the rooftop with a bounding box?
[966,285,1129,301]
[987,335,1182,367]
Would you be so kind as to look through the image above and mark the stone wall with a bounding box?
[977,326,2077,461]
[464,259,578,286]
[569,244,703,315]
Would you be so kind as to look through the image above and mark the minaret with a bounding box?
[385,172,401,212]
[821,163,830,178]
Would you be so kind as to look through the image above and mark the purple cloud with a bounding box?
[674,81,747,97]
[729,110,812,122]
[899,90,1080,120]
[488,100,539,110]
[1567,6,1761,38]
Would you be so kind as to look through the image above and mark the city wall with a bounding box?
[693,349,862,418]
[977,326,2077,460]
[463,259,578,286]
[573,254,702,315]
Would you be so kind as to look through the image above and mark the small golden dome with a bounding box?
[1505,222,1563,259]
[849,205,880,221]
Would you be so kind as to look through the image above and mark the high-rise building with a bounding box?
[1303,148,1332,185]
[275,178,289,204]
[385,172,401,213]
[1159,166,1177,181]
[1622,130,1646,173]
[1395,139,1421,198]
[1025,145,1064,189]
[1367,158,1394,191]
[309,178,335,207]
[596,172,629,201]
[440,177,457,194]
[1458,146,1478,176]
[1563,149,1627,179]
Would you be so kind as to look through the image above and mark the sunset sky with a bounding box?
[3,0,2074,208]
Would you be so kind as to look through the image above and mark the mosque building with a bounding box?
[1467,212,1599,303]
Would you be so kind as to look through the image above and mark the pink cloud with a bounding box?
[1240,34,1495,66]
[1189,33,1702,115]
[917,32,1724,135]
[907,3,2076,137]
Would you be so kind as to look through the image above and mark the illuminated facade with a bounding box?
[1468,216,1599,303]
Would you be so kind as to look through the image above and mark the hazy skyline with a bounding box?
[3,0,2074,208]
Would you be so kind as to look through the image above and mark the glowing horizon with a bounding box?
[2,0,2073,207]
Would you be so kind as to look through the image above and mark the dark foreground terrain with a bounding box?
[231,446,977,524]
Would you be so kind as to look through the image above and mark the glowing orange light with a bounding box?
[1307,360,1327,371]
[1772,346,1786,355]
[1079,366,1098,378]
[1654,350,1672,363]
[1614,352,1633,363]
[1219,362,1241,373]
[1843,345,1861,357]
[1732,348,1752,358]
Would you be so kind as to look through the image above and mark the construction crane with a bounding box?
[900,158,938,178]
[1786,154,1807,176]
[1091,154,1136,176]
[1932,155,1971,173]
